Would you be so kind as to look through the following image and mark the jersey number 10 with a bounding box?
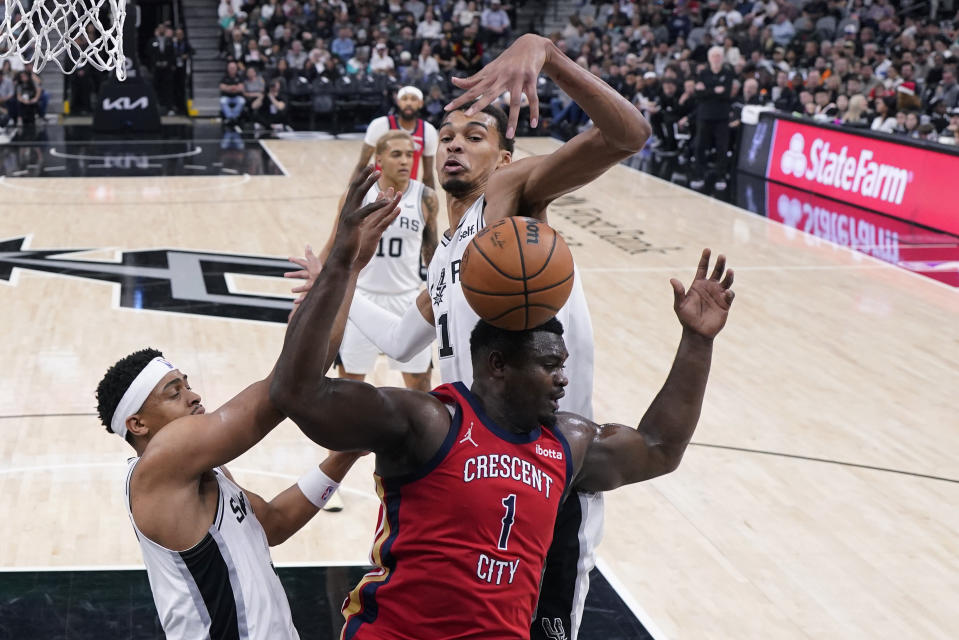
[376,237,403,257]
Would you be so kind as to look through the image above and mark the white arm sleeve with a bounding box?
[348,293,435,361]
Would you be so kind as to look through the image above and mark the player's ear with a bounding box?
[497,149,512,167]
[126,414,150,438]
[487,350,508,379]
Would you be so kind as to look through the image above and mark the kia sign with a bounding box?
[93,77,161,132]
[764,181,959,287]
[102,96,150,111]
[765,118,959,235]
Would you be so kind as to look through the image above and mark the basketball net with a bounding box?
[0,0,128,80]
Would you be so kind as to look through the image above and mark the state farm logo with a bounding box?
[778,133,909,205]
[535,444,563,460]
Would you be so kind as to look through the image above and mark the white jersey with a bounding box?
[357,179,426,295]
[124,459,299,640]
[426,195,595,419]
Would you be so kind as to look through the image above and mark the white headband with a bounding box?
[397,86,423,101]
[110,357,177,439]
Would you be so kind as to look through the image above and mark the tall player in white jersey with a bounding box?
[92,183,403,640]
[319,130,439,391]
[341,34,651,640]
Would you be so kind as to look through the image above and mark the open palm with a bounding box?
[670,249,735,339]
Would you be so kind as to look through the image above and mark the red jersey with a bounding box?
[342,382,573,640]
[387,115,425,179]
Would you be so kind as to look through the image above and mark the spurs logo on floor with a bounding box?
[0,236,297,324]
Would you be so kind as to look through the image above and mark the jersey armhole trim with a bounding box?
[383,399,463,486]
[551,426,576,494]
[451,381,543,444]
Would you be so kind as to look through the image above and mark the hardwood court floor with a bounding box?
[1,136,957,639]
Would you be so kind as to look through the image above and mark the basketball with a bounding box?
[460,217,575,331]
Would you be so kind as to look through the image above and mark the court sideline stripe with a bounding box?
[690,442,959,484]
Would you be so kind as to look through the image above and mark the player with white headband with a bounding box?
[94,167,402,640]
[354,85,439,189]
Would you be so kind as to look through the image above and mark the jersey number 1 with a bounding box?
[438,313,454,357]
[497,494,516,551]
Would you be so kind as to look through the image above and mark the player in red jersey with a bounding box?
[271,167,736,639]
[355,86,438,189]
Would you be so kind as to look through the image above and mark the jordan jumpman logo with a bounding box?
[459,422,478,447]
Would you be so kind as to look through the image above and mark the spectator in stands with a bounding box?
[244,39,265,70]
[417,9,442,41]
[404,0,426,21]
[842,94,870,129]
[416,42,440,77]
[646,77,688,152]
[370,40,395,74]
[771,69,799,112]
[691,46,735,190]
[14,70,39,127]
[172,28,194,115]
[332,27,355,60]
[481,0,511,46]
[770,12,796,47]
[219,61,246,127]
[251,78,288,129]
[434,35,457,72]
[933,67,959,110]
[287,40,308,69]
[271,58,293,92]
[0,62,13,128]
[929,98,951,134]
[871,95,898,133]
[454,1,480,29]
[225,29,245,61]
[454,26,483,74]
[423,83,446,126]
[149,25,177,115]
[243,66,266,106]
[811,86,838,119]
[899,110,922,138]
[347,50,370,75]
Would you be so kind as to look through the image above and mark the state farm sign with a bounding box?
[767,119,959,235]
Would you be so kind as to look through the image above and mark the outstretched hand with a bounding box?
[670,249,735,340]
[284,244,321,320]
[330,166,402,267]
[444,33,549,139]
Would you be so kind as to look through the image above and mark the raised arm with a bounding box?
[271,168,443,453]
[420,154,436,190]
[573,250,735,491]
[447,34,651,216]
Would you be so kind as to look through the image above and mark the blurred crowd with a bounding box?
[215,0,523,129]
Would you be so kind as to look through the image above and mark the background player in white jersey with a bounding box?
[301,33,651,640]
[316,130,439,392]
[94,176,402,639]
[355,86,438,189]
